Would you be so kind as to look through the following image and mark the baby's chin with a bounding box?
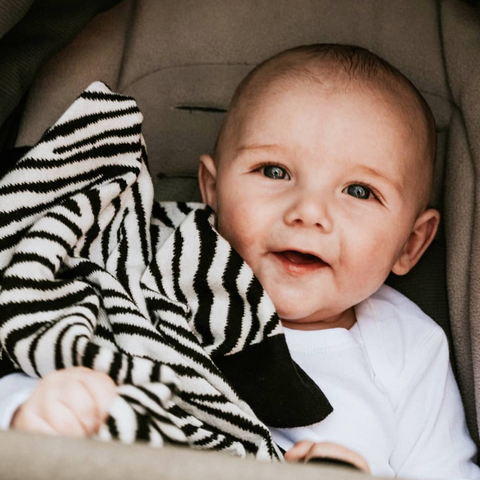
[277,315,330,331]
[272,297,346,329]
[262,282,333,325]
[273,303,318,325]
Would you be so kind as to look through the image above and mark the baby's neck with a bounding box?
[280,307,356,331]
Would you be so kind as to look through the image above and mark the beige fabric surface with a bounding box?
[441,0,480,446]
[0,430,382,480]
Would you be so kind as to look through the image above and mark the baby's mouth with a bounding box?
[274,250,329,269]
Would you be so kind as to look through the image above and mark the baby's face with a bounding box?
[200,82,436,330]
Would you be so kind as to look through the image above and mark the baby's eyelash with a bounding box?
[353,182,383,202]
[252,161,287,171]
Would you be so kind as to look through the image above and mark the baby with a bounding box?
[1,44,479,478]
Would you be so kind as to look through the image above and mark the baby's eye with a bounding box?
[262,165,290,180]
[344,184,371,200]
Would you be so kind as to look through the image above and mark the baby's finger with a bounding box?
[56,382,100,435]
[41,401,88,437]
[76,370,118,421]
[304,442,370,473]
[284,440,316,461]
[11,405,58,435]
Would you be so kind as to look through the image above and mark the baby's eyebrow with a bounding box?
[357,164,404,198]
[237,143,284,154]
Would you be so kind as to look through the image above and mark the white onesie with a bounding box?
[270,284,480,478]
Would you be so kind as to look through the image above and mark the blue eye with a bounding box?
[345,184,371,199]
[263,165,289,180]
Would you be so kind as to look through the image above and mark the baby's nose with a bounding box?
[283,193,333,232]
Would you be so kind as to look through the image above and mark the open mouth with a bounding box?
[274,250,329,271]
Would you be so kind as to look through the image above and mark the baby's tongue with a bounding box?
[282,250,321,265]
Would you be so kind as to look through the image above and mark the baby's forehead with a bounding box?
[238,70,425,140]
[250,65,412,109]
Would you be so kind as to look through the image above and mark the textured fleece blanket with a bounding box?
[0,82,331,459]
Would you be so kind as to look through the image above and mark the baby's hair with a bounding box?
[214,43,436,209]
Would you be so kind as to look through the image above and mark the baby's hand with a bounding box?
[285,440,370,473]
[11,367,117,437]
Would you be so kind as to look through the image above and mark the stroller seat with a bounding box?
[1,1,479,478]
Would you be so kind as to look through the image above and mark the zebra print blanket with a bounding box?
[0,82,331,459]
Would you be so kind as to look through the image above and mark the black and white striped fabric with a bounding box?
[0,82,331,458]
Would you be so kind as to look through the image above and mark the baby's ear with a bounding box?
[391,208,440,275]
[198,154,218,210]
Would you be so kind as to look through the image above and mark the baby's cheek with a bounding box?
[217,206,259,257]
[346,230,399,281]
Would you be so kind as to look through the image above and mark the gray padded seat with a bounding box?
[4,1,480,478]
